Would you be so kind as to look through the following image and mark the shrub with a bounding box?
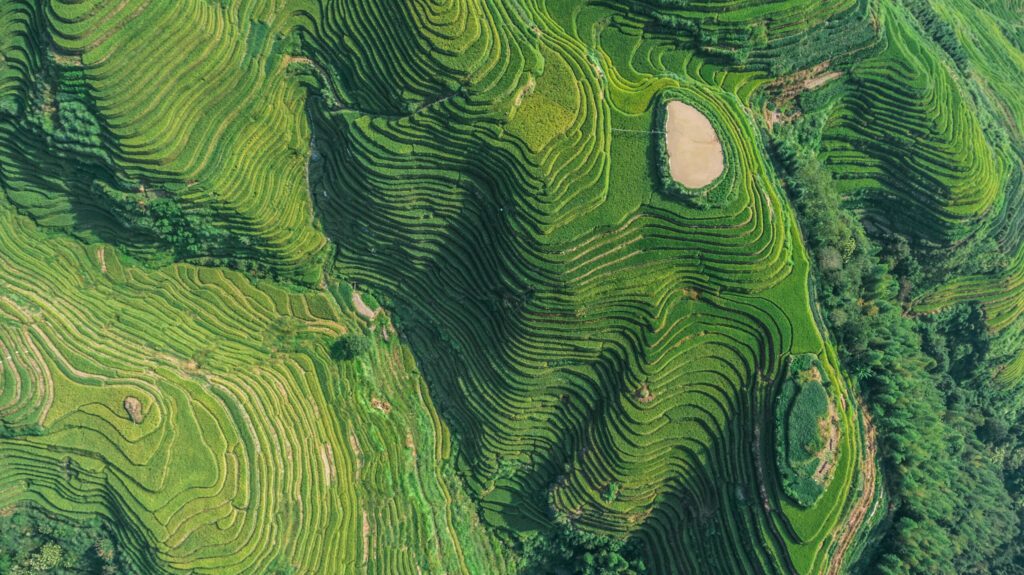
[331,334,371,361]
[519,514,646,575]
[0,504,131,574]
[774,354,830,507]
[602,482,621,503]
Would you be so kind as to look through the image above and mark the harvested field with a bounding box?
[664,101,724,189]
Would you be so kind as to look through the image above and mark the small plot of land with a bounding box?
[664,101,724,189]
[351,291,379,320]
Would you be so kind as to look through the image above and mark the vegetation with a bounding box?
[0,0,1023,573]
[0,505,128,574]
[774,354,831,507]
[518,516,647,575]
[330,334,372,360]
[775,85,1019,571]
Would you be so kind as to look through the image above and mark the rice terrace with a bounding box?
[0,0,1022,573]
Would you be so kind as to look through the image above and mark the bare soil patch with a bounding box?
[513,76,535,107]
[805,71,843,91]
[827,404,879,575]
[349,432,363,476]
[352,291,379,320]
[636,383,655,404]
[123,396,143,424]
[664,101,724,189]
[320,443,336,485]
[370,397,391,414]
[813,399,840,484]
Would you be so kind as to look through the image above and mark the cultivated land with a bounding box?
[0,0,1022,574]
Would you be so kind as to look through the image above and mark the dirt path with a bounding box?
[352,292,379,320]
[97,247,107,273]
[805,71,843,91]
[320,443,336,485]
[826,403,879,575]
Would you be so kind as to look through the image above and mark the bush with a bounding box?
[519,514,646,575]
[330,334,371,361]
[0,504,131,574]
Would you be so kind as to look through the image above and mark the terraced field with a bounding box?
[6,0,1024,573]
[306,0,878,572]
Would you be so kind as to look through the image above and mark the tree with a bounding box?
[331,334,371,361]
[0,504,130,574]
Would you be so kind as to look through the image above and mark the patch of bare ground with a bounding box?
[405,431,416,459]
[805,71,843,91]
[813,398,840,485]
[764,108,783,131]
[349,432,363,479]
[123,396,143,424]
[664,101,724,189]
[49,50,82,67]
[370,397,391,414]
[769,61,830,95]
[320,443,336,485]
[513,76,535,107]
[635,383,655,404]
[351,291,379,321]
[765,62,843,129]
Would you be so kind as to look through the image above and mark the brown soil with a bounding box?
[664,101,724,189]
[349,432,363,478]
[320,443,336,485]
[49,51,82,67]
[352,291,379,321]
[636,383,655,404]
[764,62,843,131]
[805,71,843,91]
[370,397,391,414]
[513,76,536,107]
[826,402,880,575]
[405,431,417,459]
[802,365,823,383]
[813,399,840,484]
[123,396,143,424]
[97,247,107,273]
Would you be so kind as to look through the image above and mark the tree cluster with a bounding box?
[0,504,131,575]
[774,137,1018,573]
[517,515,646,575]
[330,334,372,361]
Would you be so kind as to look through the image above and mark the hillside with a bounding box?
[0,0,1021,574]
